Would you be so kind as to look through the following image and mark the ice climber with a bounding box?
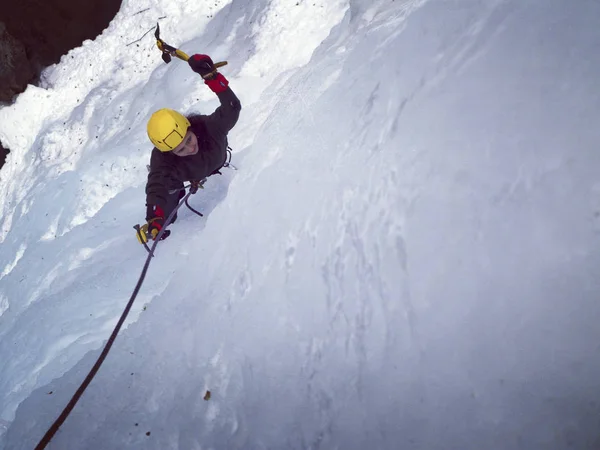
[138,54,241,243]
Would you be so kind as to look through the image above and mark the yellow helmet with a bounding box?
[147,108,191,152]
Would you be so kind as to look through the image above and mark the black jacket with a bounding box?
[145,87,241,211]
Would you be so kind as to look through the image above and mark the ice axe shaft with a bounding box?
[154,23,227,78]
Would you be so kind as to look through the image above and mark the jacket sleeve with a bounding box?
[145,149,175,215]
[203,86,242,139]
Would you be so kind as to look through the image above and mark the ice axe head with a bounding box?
[154,22,162,41]
[161,50,172,64]
[154,23,175,64]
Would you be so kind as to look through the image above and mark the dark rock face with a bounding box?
[0,0,122,103]
[0,22,34,104]
[0,0,121,171]
[0,142,8,169]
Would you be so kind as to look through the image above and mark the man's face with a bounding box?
[172,130,198,157]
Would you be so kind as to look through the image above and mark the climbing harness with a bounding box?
[158,147,237,241]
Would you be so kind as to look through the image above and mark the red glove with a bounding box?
[204,73,229,94]
[146,205,170,241]
[188,54,229,93]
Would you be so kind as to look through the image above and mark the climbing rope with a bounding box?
[35,151,237,448]
[185,196,204,218]
[34,191,190,450]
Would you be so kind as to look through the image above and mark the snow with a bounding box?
[1,0,599,448]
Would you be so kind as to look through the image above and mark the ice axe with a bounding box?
[154,23,227,78]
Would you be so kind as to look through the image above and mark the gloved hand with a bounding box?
[135,219,171,244]
[136,205,171,243]
[148,216,170,241]
[188,54,229,93]
[188,54,216,79]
